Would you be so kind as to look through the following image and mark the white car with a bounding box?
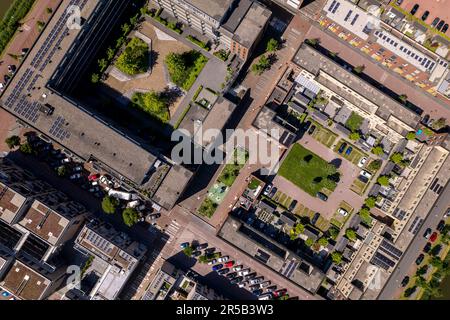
[238,268,250,276]
[357,157,367,168]
[238,281,248,288]
[359,170,372,179]
[232,265,243,272]
[338,208,348,217]
[217,256,229,263]
[263,184,272,196]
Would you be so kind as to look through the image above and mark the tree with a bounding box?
[122,208,140,227]
[102,196,119,214]
[345,229,357,241]
[328,226,339,239]
[415,276,427,288]
[349,132,360,141]
[416,265,428,277]
[359,208,372,226]
[132,91,170,123]
[183,246,193,257]
[19,142,33,154]
[251,55,271,75]
[37,21,46,30]
[305,238,314,247]
[57,166,68,177]
[98,58,108,72]
[46,7,53,14]
[364,196,377,208]
[353,65,365,74]
[399,94,408,103]
[331,251,343,264]
[377,175,390,186]
[306,38,320,46]
[121,23,131,35]
[106,47,115,61]
[429,257,444,269]
[368,159,382,171]
[115,38,149,75]
[431,117,447,130]
[390,152,404,164]
[5,135,20,149]
[91,73,100,84]
[266,38,279,52]
[317,237,329,247]
[404,286,416,298]
[371,146,384,156]
[406,131,416,140]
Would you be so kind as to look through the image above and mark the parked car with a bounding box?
[359,170,372,179]
[345,146,353,156]
[432,244,443,256]
[430,232,438,243]
[180,242,190,249]
[445,208,450,218]
[217,256,229,263]
[260,281,271,288]
[88,173,100,181]
[7,65,16,74]
[232,265,243,272]
[237,268,250,276]
[72,166,83,172]
[230,276,243,284]
[338,143,347,154]
[226,272,238,280]
[207,259,217,266]
[217,268,229,275]
[238,281,248,288]
[273,289,287,298]
[195,243,208,250]
[263,184,272,196]
[258,293,272,300]
[252,289,263,296]
[148,213,161,221]
[307,125,316,135]
[205,247,216,254]
[268,187,278,198]
[69,173,82,180]
[249,276,264,285]
[288,200,298,212]
[423,228,432,239]
[212,264,223,271]
[266,285,277,293]
[437,220,445,232]
[357,157,367,168]
[224,261,234,268]
[244,273,257,281]
[415,254,425,265]
[401,276,410,287]
[316,192,328,201]
[423,242,432,253]
[249,284,261,291]
[338,208,348,217]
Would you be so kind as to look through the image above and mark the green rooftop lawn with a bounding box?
[278,144,337,196]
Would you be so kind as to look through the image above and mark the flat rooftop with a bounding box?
[185,0,234,21]
[232,1,271,48]
[0,0,159,186]
[0,182,27,224]
[253,106,296,146]
[293,44,421,129]
[18,200,69,246]
[2,260,51,300]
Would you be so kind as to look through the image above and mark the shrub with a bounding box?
[186,35,210,50]
[213,49,230,61]
[266,38,279,52]
[331,251,343,264]
[364,196,377,208]
[349,132,360,141]
[131,91,170,123]
[406,131,416,140]
[345,229,357,241]
[371,145,384,156]
[305,238,314,247]
[368,159,382,171]
[317,237,329,247]
[377,175,390,186]
[122,208,140,227]
[102,196,119,214]
[165,50,208,90]
[390,152,404,164]
[19,142,34,154]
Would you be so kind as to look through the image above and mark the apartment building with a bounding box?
[74,219,147,300]
[142,260,223,300]
[153,0,271,60]
[318,0,449,96]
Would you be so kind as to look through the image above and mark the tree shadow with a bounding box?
[329,158,342,169]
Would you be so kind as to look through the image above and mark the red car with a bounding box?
[224,261,234,268]
[272,289,287,298]
[430,232,438,243]
[88,173,100,181]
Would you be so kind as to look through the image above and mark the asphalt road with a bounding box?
[377,181,450,300]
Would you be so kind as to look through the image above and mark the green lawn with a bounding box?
[345,112,364,132]
[218,148,249,187]
[278,144,337,196]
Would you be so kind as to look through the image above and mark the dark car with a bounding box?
[316,192,328,201]
[192,250,202,257]
[410,4,419,15]
[415,254,425,265]
[431,244,443,256]
[205,247,216,254]
[401,276,410,287]
[311,212,320,225]
[338,143,347,154]
[345,146,353,156]
[437,220,445,232]
[421,11,429,21]
[288,200,298,212]
[252,289,263,296]
[268,187,278,198]
[307,125,316,135]
[217,268,229,275]
[423,228,432,239]
[230,276,243,284]
[423,242,432,253]
[226,272,238,280]
[212,264,223,271]
[195,243,208,250]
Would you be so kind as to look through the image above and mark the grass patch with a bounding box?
[218,148,249,187]
[278,144,338,196]
[198,198,218,218]
[248,178,261,190]
[345,112,364,132]
[186,35,210,51]
[173,103,192,129]
[350,177,369,196]
[310,119,338,148]
[131,91,170,123]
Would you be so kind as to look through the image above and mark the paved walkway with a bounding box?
[0,109,20,153]
[0,0,61,84]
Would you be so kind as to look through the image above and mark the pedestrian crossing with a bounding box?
[164,220,180,244]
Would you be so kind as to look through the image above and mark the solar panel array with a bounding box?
[379,239,403,260]
[370,252,396,271]
[49,116,71,140]
[85,229,114,254]
[13,96,39,123]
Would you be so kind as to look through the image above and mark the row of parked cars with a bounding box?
[401,216,448,287]
[181,241,289,300]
